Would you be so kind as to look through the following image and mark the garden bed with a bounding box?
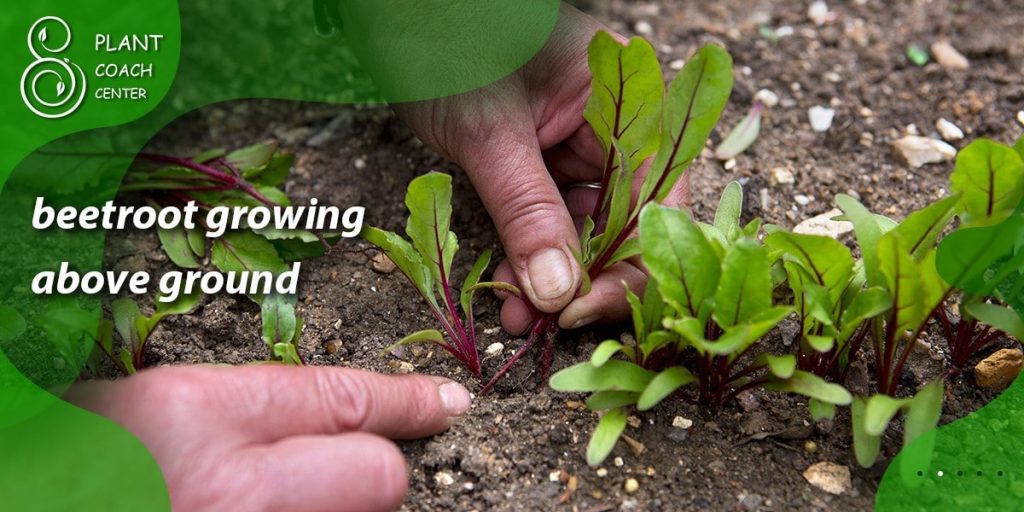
[104,0,1023,509]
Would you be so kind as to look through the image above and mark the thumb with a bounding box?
[461,131,582,313]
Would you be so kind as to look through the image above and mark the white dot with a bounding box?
[937,471,944,477]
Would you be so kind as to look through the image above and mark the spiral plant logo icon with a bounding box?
[21,16,87,119]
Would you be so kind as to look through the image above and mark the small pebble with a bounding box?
[396,361,415,374]
[1017,111,1024,127]
[634,21,653,36]
[807,1,835,26]
[935,118,964,141]
[794,194,812,206]
[804,440,818,454]
[549,471,562,482]
[770,167,795,186]
[485,342,504,356]
[371,253,396,273]
[891,135,957,168]
[624,478,640,494]
[808,106,835,132]
[614,457,624,467]
[931,41,970,70]
[754,89,779,107]
[669,59,685,70]
[672,416,693,429]
[434,471,455,486]
[324,339,344,355]
[596,468,608,477]
[353,157,367,170]
[723,158,737,171]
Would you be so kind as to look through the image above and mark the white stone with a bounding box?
[669,59,685,70]
[808,106,835,132]
[775,26,794,38]
[353,157,366,170]
[485,342,504,356]
[891,136,957,168]
[936,118,964,141]
[1017,111,1024,127]
[808,1,835,26]
[803,462,851,495]
[931,41,970,70]
[434,471,455,486]
[624,478,640,494]
[723,158,737,171]
[672,416,693,429]
[596,468,608,477]
[793,208,854,239]
[634,21,653,36]
[614,457,624,467]
[754,89,779,107]
[794,194,813,206]
[549,471,561,482]
[770,167,795,185]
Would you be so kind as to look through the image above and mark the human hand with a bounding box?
[67,366,472,511]
[394,5,688,334]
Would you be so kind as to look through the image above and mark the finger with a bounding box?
[558,261,647,329]
[204,366,472,441]
[493,259,537,335]
[566,186,600,231]
[543,144,602,184]
[459,121,582,313]
[245,432,408,512]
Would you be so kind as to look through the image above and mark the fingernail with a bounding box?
[437,381,472,416]
[527,248,574,302]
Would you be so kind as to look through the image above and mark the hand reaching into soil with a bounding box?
[67,365,472,511]
[394,4,689,335]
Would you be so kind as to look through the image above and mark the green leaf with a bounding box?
[154,289,201,317]
[583,32,664,172]
[0,305,27,341]
[758,354,797,379]
[587,408,628,466]
[713,238,772,327]
[591,340,626,367]
[549,360,656,393]
[592,160,632,257]
[158,222,202,269]
[714,101,762,160]
[837,286,892,342]
[460,250,491,317]
[808,398,836,421]
[272,342,303,365]
[586,390,640,411]
[362,226,437,308]
[604,237,641,267]
[381,329,445,355]
[863,393,909,436]
[226,142,276,171]
[887,194,960,261]
[950,138,1024,226]
[766,231,854,304]
[1014,135,1024,160]
[805,335,835,353]
[637,366,696,410]
[640,204,720,320]
[211,231,288,274]
[904,380,943,447]
[964,302,1024,340]
[877,235,946,336]
[111,298,141,347]
[405,172,458,290]
[640,45,733,204]
[192,148,226,163]
[713,181,743,242]
[851,397,881,468]
[765,370,852,405]
[836,194,886,288]
[187,228,206,258]
[252,152,294,187]
[261,294,297,348]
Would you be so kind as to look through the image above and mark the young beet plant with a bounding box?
[364,32,735,388]
[550,185,851,465]
[484,32,735,390]
[362,172,517,378]
[119,142,334,367]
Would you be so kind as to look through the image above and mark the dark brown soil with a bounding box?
[103,0,1024,510]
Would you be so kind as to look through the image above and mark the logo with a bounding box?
[21,16,87,119]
